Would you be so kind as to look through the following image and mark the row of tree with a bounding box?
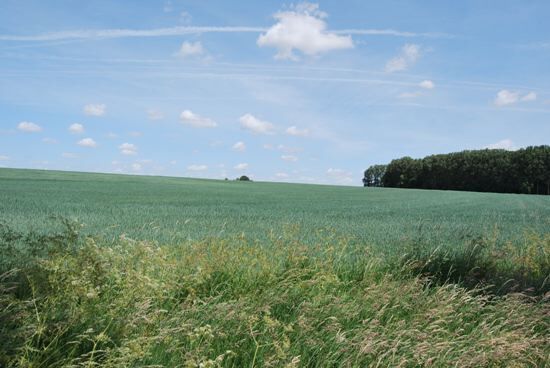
[363,145,550,195]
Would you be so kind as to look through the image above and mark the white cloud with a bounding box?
[187,164,208,171]
[177,41,204,58]
[419,80,434,89]
[277,144,302,153]
[398,91,423,99]
[42,137,58,144]
[485,139,515,150]
[69,123,84,134]
[494,90,519,106]
[147,109,164,120]
[17,121,42,133]
[257,2,353,60]
[131,163,142,171]
[0,26,450,42]
[275,172,289,178]
[84,104,106,116]
[494,90,537,106]
[234,163,249,170]
[77,138,97,148]
[286,126,309,137]
[180,11,192,23]
[232,141,246,152]
[281,155,298,162]
[385,44,421,73]
[119,142,137,155]
[0,155,9,161]
[62,152,78,159]
[326,168,354,185]
[180,110,217,128]
[239,113,275,134]
[521,91,537,102]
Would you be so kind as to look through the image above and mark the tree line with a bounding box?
[363,145,550,195]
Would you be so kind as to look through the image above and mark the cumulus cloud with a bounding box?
[326,168,354,185]
[521,91,537,102]
[494,90,536,106]
[180,110,217,128]
[84,104,106,116]
[419,80,434,89]
[385,44,421,73]
[77,138,97,148]
[119,142,138,155]
[187,164,208,171]
[494,90,519,106]
[177,41,204,58]
[69,123,84,134]
[147,109,164,120]
[257,2,353,60]
[281,154,298,162]
[232,141,246,152]
[131,163,142,171]
[234,163,249,170]
[485,139,515,150]
[17,121,42,133]
[239,113,275,134]
[285,126,309,137]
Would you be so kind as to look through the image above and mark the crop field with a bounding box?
[1,168,549,367]
[1,168,549,248]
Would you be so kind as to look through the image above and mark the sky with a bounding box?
[0,0,549,186]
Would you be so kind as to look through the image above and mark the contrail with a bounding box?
[0,26,452,42]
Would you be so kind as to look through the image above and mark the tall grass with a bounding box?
[1,221,548,367]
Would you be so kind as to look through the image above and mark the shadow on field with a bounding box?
[399,231,549,297]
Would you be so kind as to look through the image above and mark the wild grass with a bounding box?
[1,221,548,367]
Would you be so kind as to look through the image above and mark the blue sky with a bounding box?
[1,0,549,185]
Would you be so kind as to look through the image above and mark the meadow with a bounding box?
[1,168,549,367]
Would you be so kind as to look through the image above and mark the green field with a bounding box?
[1,168,549,367]
[1,168,549,248]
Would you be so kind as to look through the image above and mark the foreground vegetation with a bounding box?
[1,220,549,367]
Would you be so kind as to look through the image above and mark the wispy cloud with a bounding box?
[385,44,421,73]
[0,27,451,42]
[84,104,106,116]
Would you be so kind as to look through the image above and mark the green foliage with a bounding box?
[1,225,548,367]
[362,164,386,187]
[377,145,550,194]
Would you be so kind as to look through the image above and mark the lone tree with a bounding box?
[237,175,251,181]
